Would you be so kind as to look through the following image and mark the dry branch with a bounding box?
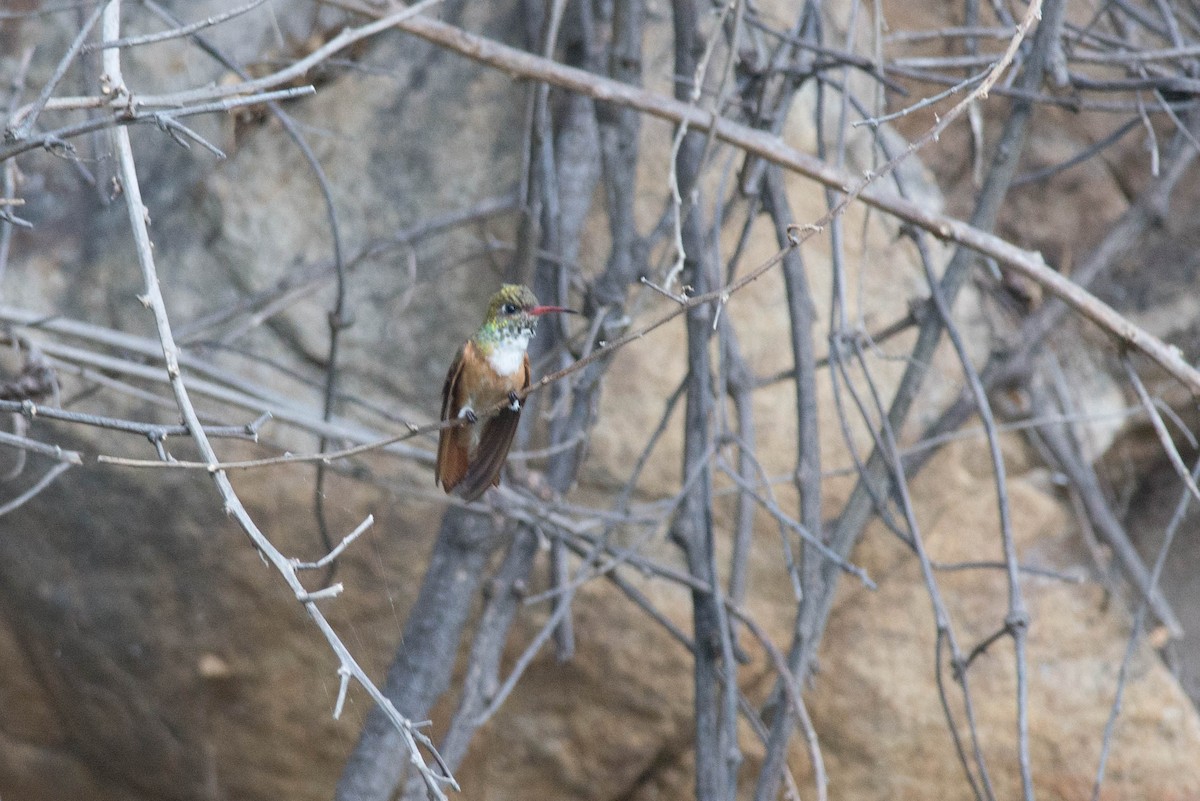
[95,3,455,797]
[321,0,1200,395]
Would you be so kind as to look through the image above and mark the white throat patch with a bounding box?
[487,331,531,376]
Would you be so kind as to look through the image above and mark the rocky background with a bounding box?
[1,1,1199,800]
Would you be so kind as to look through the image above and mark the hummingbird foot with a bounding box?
[507,391,521,412]
[458,407,478,424]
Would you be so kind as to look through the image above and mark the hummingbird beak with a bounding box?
[529,305,578,316]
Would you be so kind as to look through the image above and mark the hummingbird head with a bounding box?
[475,284,575,348]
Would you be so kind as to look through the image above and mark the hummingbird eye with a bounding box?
[501,302,518,315]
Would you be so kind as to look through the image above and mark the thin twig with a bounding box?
[85,0,269,51]
[1122,355,1200,505]
[1091,454,1200,800]
[6,0,108,141]
[0,85,317,163]
[0,460,73,517]
[0,426,83,464]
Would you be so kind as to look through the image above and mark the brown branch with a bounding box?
[318,0,1200,395]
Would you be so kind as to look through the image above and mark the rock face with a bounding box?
[1,1,1198,801]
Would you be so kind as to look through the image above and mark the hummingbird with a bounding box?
[436,284,575,501]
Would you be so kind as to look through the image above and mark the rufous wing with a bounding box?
[455,353,530,501]
[436,346,470,493]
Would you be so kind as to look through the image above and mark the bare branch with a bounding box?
[321,0,1200,392]
[84,0,269,51]
[5,0,107,141]
[0,460,73,517]
[98,3,453,796]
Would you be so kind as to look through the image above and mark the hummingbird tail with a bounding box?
[436,428,470,493]
[455,407,520,500]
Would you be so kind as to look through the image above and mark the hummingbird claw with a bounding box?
[460,408,478,425]
[508,391,521,412]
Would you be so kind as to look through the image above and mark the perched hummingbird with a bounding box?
[436,284,575,501]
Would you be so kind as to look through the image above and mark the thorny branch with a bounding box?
[2,2,456,798]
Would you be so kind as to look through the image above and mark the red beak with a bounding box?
[529,305,577,316]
